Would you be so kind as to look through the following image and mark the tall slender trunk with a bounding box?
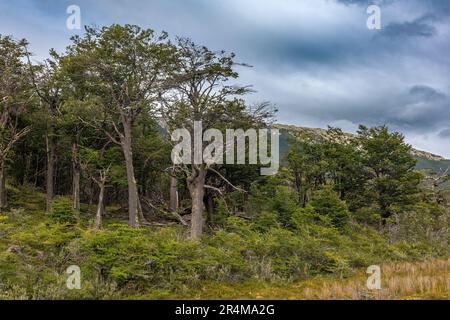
[204,191,214,224]
[95,181,105,229]
[23,151,31,185]
[187,166,206,240]
[169,175,179,212]
[33,155,39,187]
[121,119,139,228]
[46,132,56,212]
[88,179,95,206]
[0,161,6,210]
[294,170,303,204]
[72,142,81,212]
[137,195,147,224]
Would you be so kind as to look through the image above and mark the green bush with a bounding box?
[49,197,77,224]
[309,186,350,229]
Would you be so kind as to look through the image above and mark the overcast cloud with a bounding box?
[0,0,449,157]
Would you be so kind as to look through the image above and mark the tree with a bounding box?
[357,125,422,222]
[65,24,175,228]
[320,127,367,210]
[0,35,33,209]
[163,38,274,239]
[79,145,120,229]
[58,55,94,212]
[25,48,65,211]
[286,132,328,206]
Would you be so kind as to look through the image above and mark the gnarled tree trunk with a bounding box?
[187,165,206,240]
[169,175,179,213]
[121,118,140,228]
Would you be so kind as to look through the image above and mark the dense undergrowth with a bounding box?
[0,184,448,300]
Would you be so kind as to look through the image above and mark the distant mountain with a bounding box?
[275,124,450,173]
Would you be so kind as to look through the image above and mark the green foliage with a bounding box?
[286,125,422,225]
[0,189,447,299]
[254,211,279,232]
[49,197,77,224]
[247,177,300,227]
[270,186,299,227]
[357,125,422,219]
[309,186,350,229]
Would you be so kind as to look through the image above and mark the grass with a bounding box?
[169,259,450,300]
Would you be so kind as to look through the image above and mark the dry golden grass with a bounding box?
[173,259,450,300]
[296,259,449,300]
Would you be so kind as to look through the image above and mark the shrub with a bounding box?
[309,186,350,229]
[49,197,77,224]
[395,202,449,256]
[254,211,279,232]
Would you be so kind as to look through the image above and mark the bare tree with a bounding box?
[431,166,450,191]
[92,164,111,229]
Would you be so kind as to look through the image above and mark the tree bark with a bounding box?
[95,181,105,229]
[46,132,56,212]
[0,161,6,210]
[137,195,147,225]
[121,119,139,228]
[169,175,179,213]
[187,166,206,240]
[72,142,81,212]
[23,151,31,185]
[33,155,39,187]
[293,170,304,205]
[204,191,214,224]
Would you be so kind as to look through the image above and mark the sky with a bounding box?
[0,0,449,157]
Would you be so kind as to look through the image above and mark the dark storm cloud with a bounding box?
[386,85,449,128]
[280,84,449,132]
[428,0,450,15]
[439,128,450,138]
[380,14,438,38]
[409,85,446,102]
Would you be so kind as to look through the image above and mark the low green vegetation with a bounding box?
[0,179,448,299]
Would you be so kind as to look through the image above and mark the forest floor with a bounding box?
[163,259,450,300]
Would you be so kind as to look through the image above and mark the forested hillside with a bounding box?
[277,125,450,172]
[0,25,448,300]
